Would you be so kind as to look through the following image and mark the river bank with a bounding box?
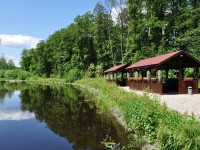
[1,77,200,149]
[76,78,200,150]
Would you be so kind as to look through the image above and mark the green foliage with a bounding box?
[126,0,200,61]
[76,78,200,150]
[0,54,16,69]
[17,70,31,80]
[19,1,200,80]
[95,65,103,77]
[85,63,103,78]
[0,70,5,78]
[147,70,151,80]
[4,70,19,79]
[158,70,162,82]
[86,63,96,78]
[2,69,30,80]
[135,71,138,79]
[65,68,83,83]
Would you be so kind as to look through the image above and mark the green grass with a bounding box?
[76,78,200,150]
[0,78,9,81]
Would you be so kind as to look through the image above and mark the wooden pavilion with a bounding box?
[126,50,200,94]
[104,64,129,86]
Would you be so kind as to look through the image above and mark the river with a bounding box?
[0,81,131,150]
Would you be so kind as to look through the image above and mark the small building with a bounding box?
[104,64,129,86]
[126,50,200,94]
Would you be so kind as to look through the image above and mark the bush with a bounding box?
[0,70,5,78]
[2,69,31,80]
[95,65,103,77]
[86,63,95,78]
[65,68,83,83]
[17,70,31,80]
[4,70,19,79]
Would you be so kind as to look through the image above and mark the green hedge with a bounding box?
[76,78,200,150]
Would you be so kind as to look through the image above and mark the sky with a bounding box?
[0,0,98,66]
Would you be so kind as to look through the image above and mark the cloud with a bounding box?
[0,34,41,49]
[0,108,35,121]
[5,55,20,67]
[111,5,127,23]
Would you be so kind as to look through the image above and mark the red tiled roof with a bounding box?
[126,50,200,69]
[104,64,129,73]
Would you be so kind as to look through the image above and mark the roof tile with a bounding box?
[104,64,128,73]
[126,51,182,69]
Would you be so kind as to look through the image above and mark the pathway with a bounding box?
[121,87,200,119]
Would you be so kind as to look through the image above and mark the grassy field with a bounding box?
[76,78,200,150]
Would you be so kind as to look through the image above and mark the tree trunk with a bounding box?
[108,29,115,65]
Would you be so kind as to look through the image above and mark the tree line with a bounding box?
[0,54,16,70]
[20,0,200,78]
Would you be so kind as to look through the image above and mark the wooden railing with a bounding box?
[127,78,163,94]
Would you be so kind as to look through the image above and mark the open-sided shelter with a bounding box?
[126,50,200,94]
[104,64,129,86]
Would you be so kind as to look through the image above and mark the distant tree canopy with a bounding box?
[0,54,16,69]
[20,0,200,78]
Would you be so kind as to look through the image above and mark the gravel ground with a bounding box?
[121,87,200,119]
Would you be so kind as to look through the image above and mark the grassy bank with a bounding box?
[76,78,200,150]
[0,76,66,85]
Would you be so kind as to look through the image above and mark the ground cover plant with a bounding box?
[76,78,200,150]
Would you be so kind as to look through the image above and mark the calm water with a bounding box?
[0,82,129,150]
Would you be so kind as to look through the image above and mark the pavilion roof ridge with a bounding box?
[104,64,129,73]
[126,50,200,70]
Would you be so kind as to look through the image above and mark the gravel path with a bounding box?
[121,87,200,119]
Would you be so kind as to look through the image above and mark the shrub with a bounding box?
[17,70,31,80]
[65,68,83,83]
[0,70,5,78]
[86,63,95,78]
[4,70,19,79]
[95,65,103,77]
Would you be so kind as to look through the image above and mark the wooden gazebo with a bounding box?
[126,50,200,94]
[104,64,129,86]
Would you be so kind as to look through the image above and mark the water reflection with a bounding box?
[0,108,35,121]
[0,82,128,149]
[0,82,14,101]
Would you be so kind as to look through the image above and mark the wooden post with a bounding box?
[179,67,183,79]
[195,67,199,79]
[166,69,169,80]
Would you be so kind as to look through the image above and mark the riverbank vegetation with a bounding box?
[76,78,200,150]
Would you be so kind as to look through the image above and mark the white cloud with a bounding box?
[0,108,35,121]
[0,34,41,49]
[111,7,118,23]
[111,5,127,23]
[4,55,20,67]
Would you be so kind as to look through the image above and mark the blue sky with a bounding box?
[0,0,98,66]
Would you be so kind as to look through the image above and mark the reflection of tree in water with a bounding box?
[0,82,14,101]
[20,85,126,150]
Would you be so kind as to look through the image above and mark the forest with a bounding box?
[20,0,200,79]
